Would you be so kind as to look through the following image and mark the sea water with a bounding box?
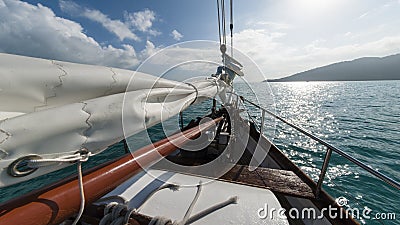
[0,81,398,225]
[238,81,400,225]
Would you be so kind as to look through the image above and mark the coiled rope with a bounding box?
[98,184,180,225]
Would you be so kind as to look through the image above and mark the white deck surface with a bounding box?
[99,169,289,224]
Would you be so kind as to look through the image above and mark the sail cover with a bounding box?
[0,53,228,187]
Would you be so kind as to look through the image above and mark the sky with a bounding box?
[1,0,400,81]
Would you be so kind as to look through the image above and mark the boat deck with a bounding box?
[90,169,290,225]
[154,156,315,199]
[220,165,315,199]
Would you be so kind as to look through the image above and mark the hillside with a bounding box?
[267,54,400,82]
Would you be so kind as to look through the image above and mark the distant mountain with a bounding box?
[267,54,400,82]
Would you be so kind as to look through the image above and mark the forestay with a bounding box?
[0,53,229,187]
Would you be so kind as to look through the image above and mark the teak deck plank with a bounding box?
[219,165,315,199]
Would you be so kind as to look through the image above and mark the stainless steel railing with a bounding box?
[234,95,400,196]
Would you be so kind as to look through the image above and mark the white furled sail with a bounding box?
[0,53,228,187]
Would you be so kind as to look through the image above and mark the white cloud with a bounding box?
[82,10,140,41]
[59,0,139,41]
[140,40,160,59]
[124,9,160,36]
[0,0,141,69]
[253,21,292,30]
[171,29,183,41]
[344,32,352,37]
[234,29,400,79]
[358,12,369,19]
[134,42,223,81]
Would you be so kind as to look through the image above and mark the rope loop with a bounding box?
[185,82,199,105]
[27,148,92,168]
[23,149,92,225]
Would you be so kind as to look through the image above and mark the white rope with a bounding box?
[98,184,180,225]
[173,182,237,225]
[98,181,237,225]
[25,151,91,225]
[27,152,92,168]
[99,202,119,225]
[136,184,180,212]
[184,82,199,105]
[148,194,238,225]
[212,77,221,99]
[185,196,238,224]
[180,182,202,224]
[72,160,85,225]
[98,201,136,225]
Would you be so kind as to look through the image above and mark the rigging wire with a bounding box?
[216,0,222,45]
[216,0,233,51]
[221,0,226,45]
[230,0,233,56]
[217,0,235,65]
[216,0,228,69]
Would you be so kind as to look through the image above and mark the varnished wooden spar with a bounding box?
[0,117,223,225]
